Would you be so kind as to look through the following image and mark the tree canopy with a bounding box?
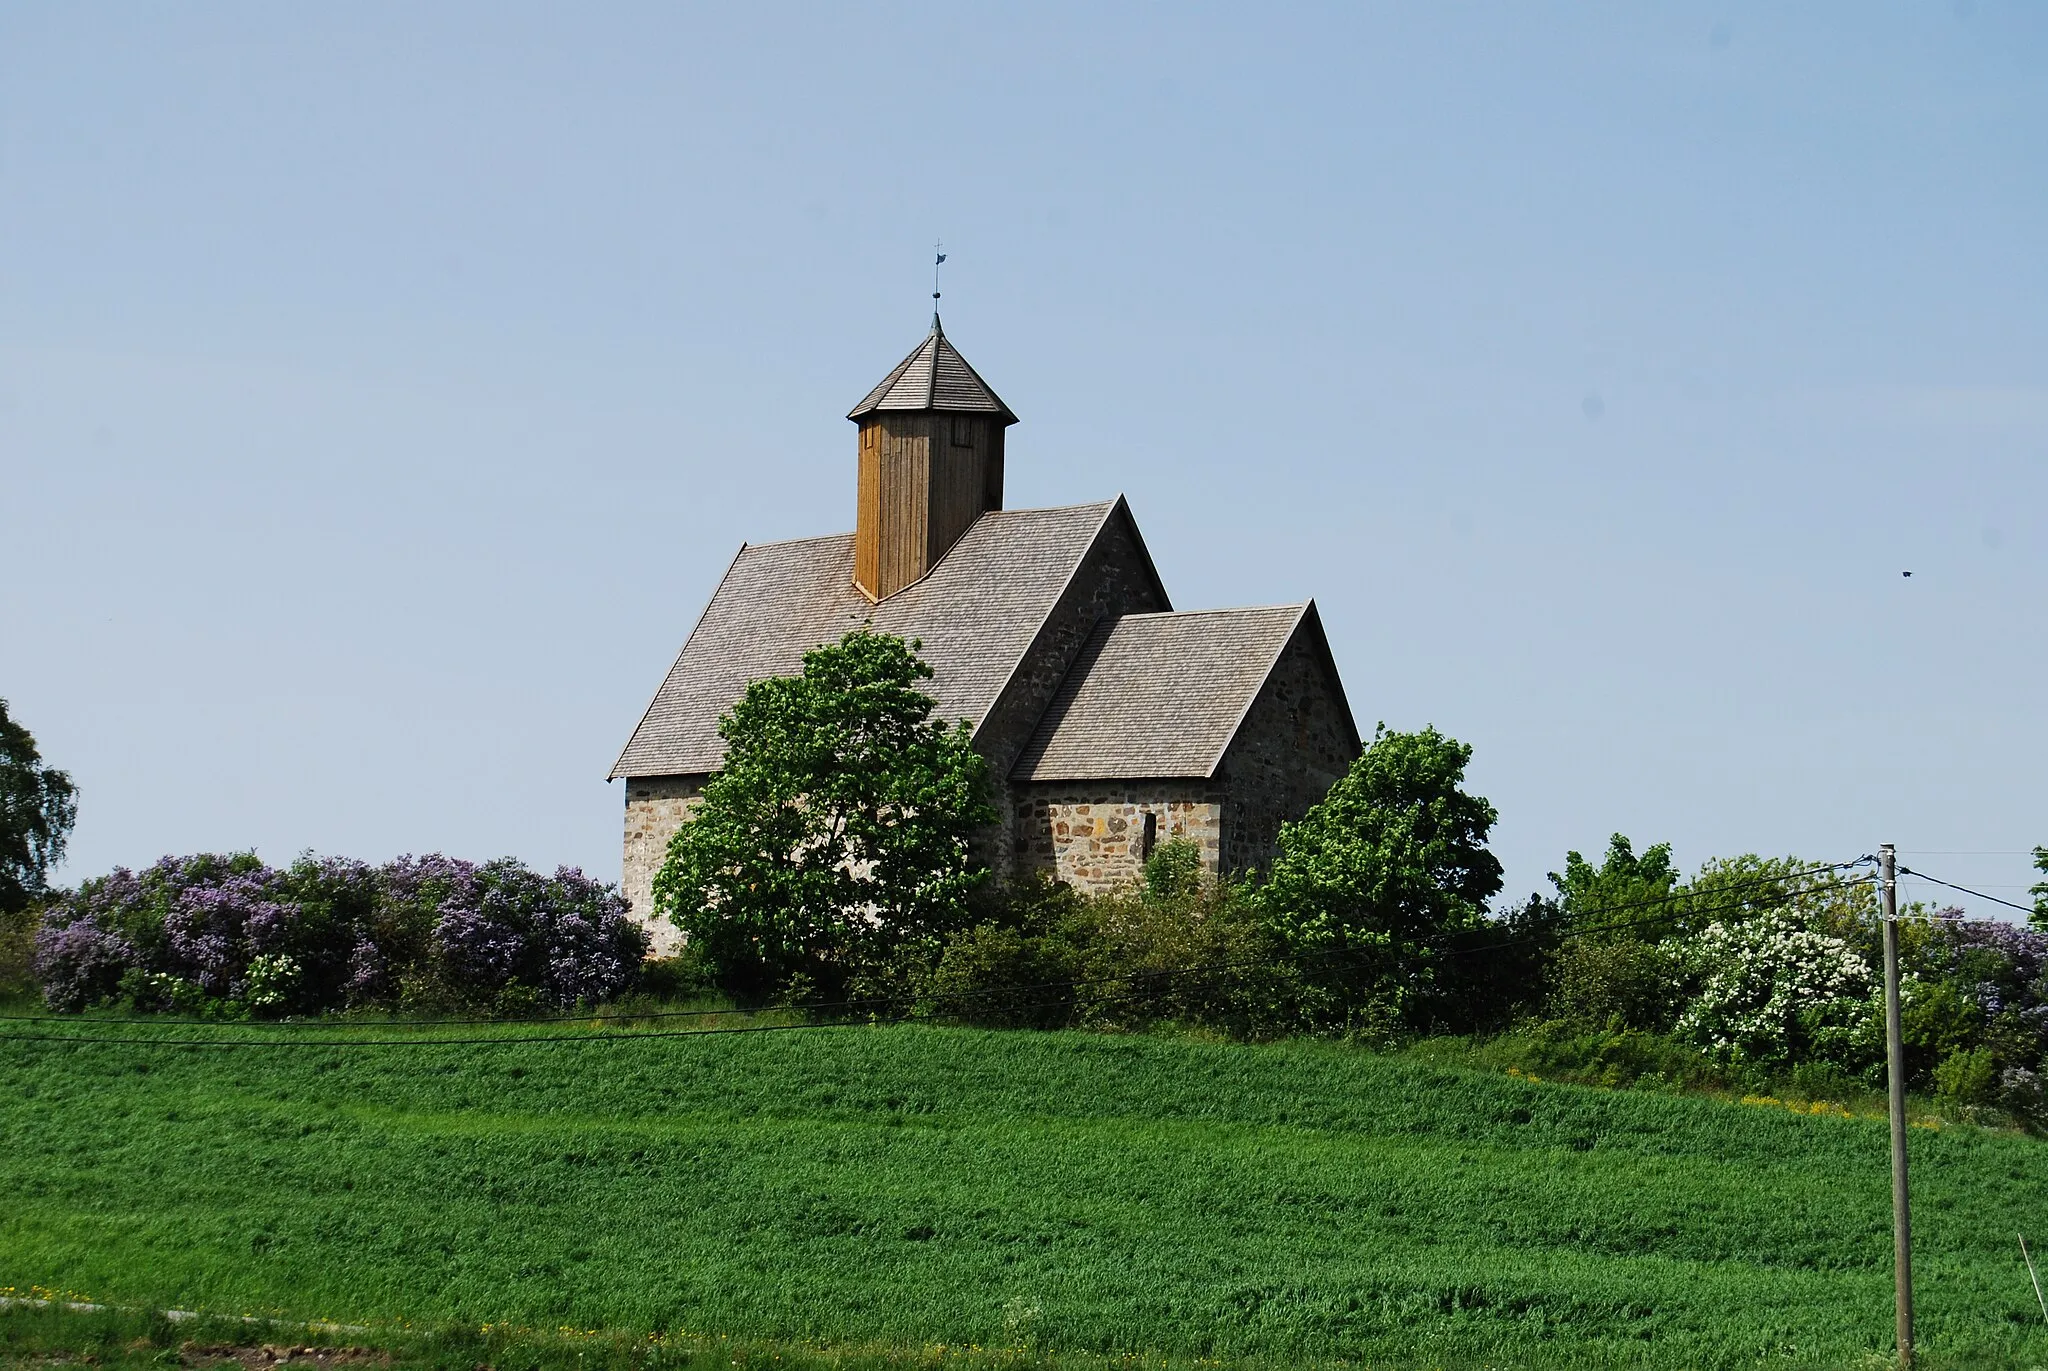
[2032,845,2047,932]
[1260,724,1502,1027]
[1,699,77,917]
[651,629,995,1003]
[1549,834,1682,939]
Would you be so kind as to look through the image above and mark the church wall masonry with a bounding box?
[1215,629,1358,874]
[1014,784,1224,892]
[621,775,703,955]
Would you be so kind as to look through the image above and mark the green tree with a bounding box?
[1550,834,1682,936]
[2032,845,2048,932]
[651,629,996,1003]
[1,699,77,917]
[1260,724,1502,1029]
[1544,834,1684,1031]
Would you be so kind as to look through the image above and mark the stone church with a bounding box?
[611,317,1361,952]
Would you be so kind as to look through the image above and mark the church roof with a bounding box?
[847,317,1018,424]
[609,500,1157,779]
[1012,603,1350,781]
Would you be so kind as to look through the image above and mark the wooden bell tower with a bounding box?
[847,316,1018,601]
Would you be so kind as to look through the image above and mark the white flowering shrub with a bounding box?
[243,952,302,1011]
[1675,911,1875,1067]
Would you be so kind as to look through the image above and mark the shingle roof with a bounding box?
[847,317,1018,424]
[609,501,1139,779]
[1011,605,1320,782]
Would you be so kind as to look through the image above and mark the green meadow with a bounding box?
[4,1021,2047,1370]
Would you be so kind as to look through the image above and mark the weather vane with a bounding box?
[932,241,946,321]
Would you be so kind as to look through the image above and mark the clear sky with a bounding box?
[3,3,2043,916]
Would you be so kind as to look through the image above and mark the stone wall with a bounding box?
[1013,782,1224,892]
[1215,624,1359,873]
[974,504,1170,876]
[620,774,705,955]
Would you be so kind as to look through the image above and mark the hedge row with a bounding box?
[33,852,647,1016]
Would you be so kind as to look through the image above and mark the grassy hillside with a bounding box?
[4,1021,2046,1369]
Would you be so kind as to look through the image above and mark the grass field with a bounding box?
[5,1020,2048,1370]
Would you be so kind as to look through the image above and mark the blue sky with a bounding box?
[3,2,2043,915]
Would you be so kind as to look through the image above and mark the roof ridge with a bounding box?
[729,530,856,551]
[976,498,1118,518]
[727,506,1117,553]
[1107,602,1311,622]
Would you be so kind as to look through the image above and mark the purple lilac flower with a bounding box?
[40,850,646,1016]
[533,866,645,1005]
[432,860,538,994]
[163,870,290,997]
[33,915,136,1012]
[426,860,645,1007]
[434,903,527,991]
[383,854,479,909]
[346,936,389,1002]
[62,866,147,931]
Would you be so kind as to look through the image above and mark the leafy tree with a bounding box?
[1544,834,1684,1030]
[1550,834,1682,937]
[1260,724,1502,1030]
[1443,892,1567,1034]
[652,629,996,1003]
[1,699,77,918]
[1549,937,1682,1033]
[2032,845,2048,932]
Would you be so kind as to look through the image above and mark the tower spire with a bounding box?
[847,309,1017,601]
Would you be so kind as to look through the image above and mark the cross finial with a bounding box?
[931,241,946,330]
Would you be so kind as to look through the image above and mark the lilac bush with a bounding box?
[34,914,135,1011]
[432,859,645,1008]
[533,867,642,1005]
[1922,908,2048,1014]
[1908,907,2048,1103]
[31,851,646,1015]
[163,869,293,997]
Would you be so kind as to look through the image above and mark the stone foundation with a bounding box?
[621,774,705,956]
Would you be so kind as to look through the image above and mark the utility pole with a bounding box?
[1881,843,1914,1367]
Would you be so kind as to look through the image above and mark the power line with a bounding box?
[1899,850,2038,857]
[1437,877,1875,962]
[1899,866,2043,921]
